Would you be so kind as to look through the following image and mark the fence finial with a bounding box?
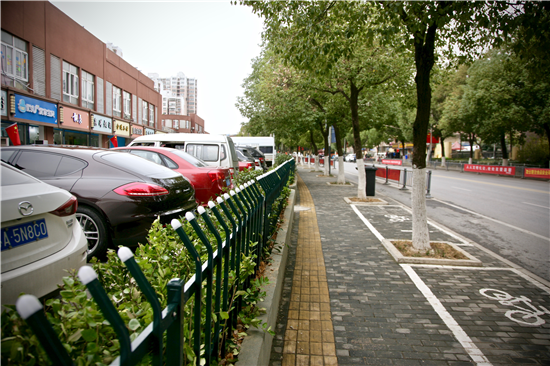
[171,218,182,230]
[208,200,216,208]
[78,265,97,284]
[186,211,196,221]
[16,294,42,319]
[118,247,133,262]
[197,206,206,215]
[217,196,225,204]
[223,193,230,200]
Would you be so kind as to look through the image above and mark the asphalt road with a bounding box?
[330,161,550,282]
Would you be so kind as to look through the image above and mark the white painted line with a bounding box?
[432,198,550,241]
[522,201,549,209]
[351,204,385,242]
[401,264,492,366]
[453,186,472,192]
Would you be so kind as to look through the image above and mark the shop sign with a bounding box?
[92,114,112,133]
[14,94,57,124]
[114,120,130,137]
[145,128,155,135]
[524,168,550,180]
[63,106,90,130]
[382,159,403,166]
[131,125,144,137]
[464,164,515,176]
[1,90,6,117]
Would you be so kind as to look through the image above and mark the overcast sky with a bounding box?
[51,1,264,135]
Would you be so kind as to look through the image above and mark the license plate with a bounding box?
[1,219,48,251]
[226,178,231,187]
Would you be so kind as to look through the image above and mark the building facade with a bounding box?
[161,113,205,134]
[1,1,162,148]
[148,72,198,116]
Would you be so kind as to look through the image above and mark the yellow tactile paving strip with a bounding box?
[282,174,338,366]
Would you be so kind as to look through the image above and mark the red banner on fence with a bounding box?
[524,168,550,179]
[381,159,403,166]
[464,164,515,176]
[376,167,401,181]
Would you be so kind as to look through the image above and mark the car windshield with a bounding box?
[167,149,209,167]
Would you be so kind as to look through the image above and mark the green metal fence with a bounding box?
[14,159,295,366]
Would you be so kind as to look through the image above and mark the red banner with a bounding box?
[524,168,550,179]
[109,136,118,148]
[464,164,515,176]
[381,159,403,166]
[5,123,21,146]
[376,167,401,182]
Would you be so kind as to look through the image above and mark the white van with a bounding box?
[230,136,276,167]
[128,133,240,174]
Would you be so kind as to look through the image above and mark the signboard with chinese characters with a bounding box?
[14,94,57,124]
[381,159,403,166]
[145,128,155,135]
[1,90,7,117]
[92,114,112,133]
[464,164,515,176]
[62,106,90,130]
[131,125,144,137]
[113,120,130,137]
[524,168,550,180]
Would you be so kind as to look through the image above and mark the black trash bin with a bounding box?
[365,165,377,196]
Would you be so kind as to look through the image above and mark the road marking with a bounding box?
[401,264,492,366]
[351,204,385,242]
[435,175,550,194]
[452,186,472,192]
[432,198,550,241]
[523,201,550,209]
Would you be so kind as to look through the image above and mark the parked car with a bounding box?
[112,146,232,205]
[1,146,197,259]
[345,153,356,162]
[231,136,276,167]
[236,148,262,171]
[127,133,240,177]
[236,149,255,171]
[235,145,267,171]
[1,162,88,305]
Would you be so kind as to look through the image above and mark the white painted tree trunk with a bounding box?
[337,156,346,184]
[308,156,311,168]
[412,168,431,251]
[356,158,367,199]
[468,157,473,164]
[324,157,330,176]
[502,159,509,166]
[314,155,320,171]
[441,156,446,167]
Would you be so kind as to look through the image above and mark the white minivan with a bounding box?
[128,133,240,175]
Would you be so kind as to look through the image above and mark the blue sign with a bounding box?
[14,94,57,125]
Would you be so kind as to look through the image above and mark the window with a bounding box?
[186,144,219,162]
[112,86,121,117]
[142,100,148,124]
[123,91,131,119]
[149,105,154,126]
[1,31,28,89]
[81,70,94,109]
[63,61,79,104]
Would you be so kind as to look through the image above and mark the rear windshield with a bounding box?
[168,149,209,167]
[100,152,176,176]
[1,164,40,186]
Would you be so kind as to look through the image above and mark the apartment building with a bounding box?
[1,1,162,148]
[149,72,198,116]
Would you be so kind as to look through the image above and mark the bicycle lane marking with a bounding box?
[401,264,492,366]
[351,204,492,365]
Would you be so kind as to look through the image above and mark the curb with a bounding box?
[236,186,296,366]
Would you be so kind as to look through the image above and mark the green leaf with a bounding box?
[67,329,83,343]
[59,290,76,298]
[128,318,141,331]
[81,329,97,342]
[220,311,230,320]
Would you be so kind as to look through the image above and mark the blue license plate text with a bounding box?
[2,219,48,251]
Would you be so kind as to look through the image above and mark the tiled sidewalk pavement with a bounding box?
[269,166,550,365]
[278,173,338,366]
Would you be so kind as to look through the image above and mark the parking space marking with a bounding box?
[401,264,492,366]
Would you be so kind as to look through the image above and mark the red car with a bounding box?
[113,147,233,205]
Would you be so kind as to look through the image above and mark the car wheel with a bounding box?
[76,206,110,260]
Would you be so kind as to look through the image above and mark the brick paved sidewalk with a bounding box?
[269,167,550,366]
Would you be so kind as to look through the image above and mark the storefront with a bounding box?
[59,105,90,146]
[113,120,130,147]
[91,114,113,148]
[1,91,59,146]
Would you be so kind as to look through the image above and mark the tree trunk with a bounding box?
[321,123,330,176]
[349,81,366,199]
[410,21,437,251]
[542,122,550,168]
[334,124,346,184]
[500,133,509,166]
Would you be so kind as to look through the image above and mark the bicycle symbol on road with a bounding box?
[479,288,550,326]
[384,214,410,223]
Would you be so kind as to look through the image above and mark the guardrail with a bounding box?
[14,159,295,366]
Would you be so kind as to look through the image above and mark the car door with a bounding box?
[11,150,84,192]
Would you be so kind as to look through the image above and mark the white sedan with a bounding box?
[1,162,87,305]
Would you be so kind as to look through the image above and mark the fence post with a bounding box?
[426,170,432,198]
[400,168,409,190]
[78,266,133,366]
[171,218,203,366]
[166,278,184,366]
[16,295,74,366]
[384,165,389,185]
[118,247,163,365]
